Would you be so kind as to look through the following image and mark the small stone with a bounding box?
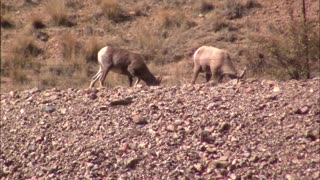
[166,124,175,132]
[132,115,148,125]
[273,86,281,92]
[100,106,108,111]
[88,93,97,100]
[213,160,229,168]
[295,106,309,114]
[44,105,56,113]
[219,122,231,133]
[29,87,40,94]
[285,174,296,180]
[193,163,203,172]
[206,147,217,153]
[230,173,238,180]
[200,130,213,143]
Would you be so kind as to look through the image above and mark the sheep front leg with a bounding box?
[191,65,201,84]
[90,67,102,88]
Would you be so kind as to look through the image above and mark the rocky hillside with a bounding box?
[1,79,319,179]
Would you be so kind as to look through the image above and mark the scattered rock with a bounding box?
[109,97,133,106]
[295,106,310,114]
[43,105,56,113]
[132,115,148,125]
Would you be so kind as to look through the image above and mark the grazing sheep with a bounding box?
[90,46,161,88]
[191,46,246,84]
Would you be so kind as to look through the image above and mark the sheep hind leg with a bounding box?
[90,67,102,88]
[99,67,111,88]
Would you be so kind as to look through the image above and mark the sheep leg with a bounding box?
[205,73,212,82]
[128,76,134,87]
[99,67,111,88]
[191,65,201,84]
[134,78,141,86]
[90,67,102,88]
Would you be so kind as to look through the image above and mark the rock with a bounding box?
[88,93,97,100]
[166,124,175,132]
[29,87,40,94]
[213,160,230,169]
[125,158,140,169]
[193,163,203,172]
[295,106,309,114]
[109,97,133,106]
[132,115,148,125]
[200,130,213,143]
[219,122,231,133]
[273,86,281,92]
[43,105,56,113]
[305,129,319,141]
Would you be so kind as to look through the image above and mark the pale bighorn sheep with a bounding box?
[191,46,246,84]
[90,46,161,88]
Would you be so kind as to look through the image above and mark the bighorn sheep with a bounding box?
[90,46,161,88]
[191,46,246,84]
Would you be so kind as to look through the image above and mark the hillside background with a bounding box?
[1,0,319,91]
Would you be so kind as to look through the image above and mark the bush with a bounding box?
[44,0,74,26]
[195,0,214,13]
[249,20,319,80]
[99,0,128,23]
[223,0,260,20]
[2,35,42,84]
[159,9,195,30]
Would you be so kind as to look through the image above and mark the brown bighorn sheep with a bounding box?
[191,46,246,84]
[90,46,161,88]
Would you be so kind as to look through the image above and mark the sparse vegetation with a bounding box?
[44,0,74,26]
[1,35,42,85]
[248,20,320,80]
[159,9,195,30]
[99,0,128,23]
[195,0,215,13]
[222,0,260,19]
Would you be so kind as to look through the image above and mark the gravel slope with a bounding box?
[1,79,319,179]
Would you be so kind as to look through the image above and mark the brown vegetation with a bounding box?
[0,0,319,92]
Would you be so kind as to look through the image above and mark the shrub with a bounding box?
[222,0,260,20]
[195,0,214,13]
[249,20,319,80]
[2,35,42,84]
[159,9,195,30]
[206,12,229,32]
[44,0,74,26]
[99,0,128,23]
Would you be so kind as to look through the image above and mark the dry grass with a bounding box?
[0,7,15,29]
[247,20,320,80]
[206,12,229,32]
[1,35,42,85]
[222,0,260,19]
[44,0,73,26]
[158,9,195,30]
[99,0,128,23]
[29,13,46,29]
[194,0,215,13]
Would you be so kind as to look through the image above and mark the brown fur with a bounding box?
[191,46,246,84]
[90,46,160,88]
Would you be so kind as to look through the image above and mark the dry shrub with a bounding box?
[1,7,15,29]
[99,0,128,23]
[82,37,104,64]
[2,35,42,84]
[195,0,215,13]
[223,0,260,19]
[44,0,74,26]
[29,13,46,29]
[159,9,195,30]
[248,20,319,80]
[206,12,229,32]
[133,23,164,64]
